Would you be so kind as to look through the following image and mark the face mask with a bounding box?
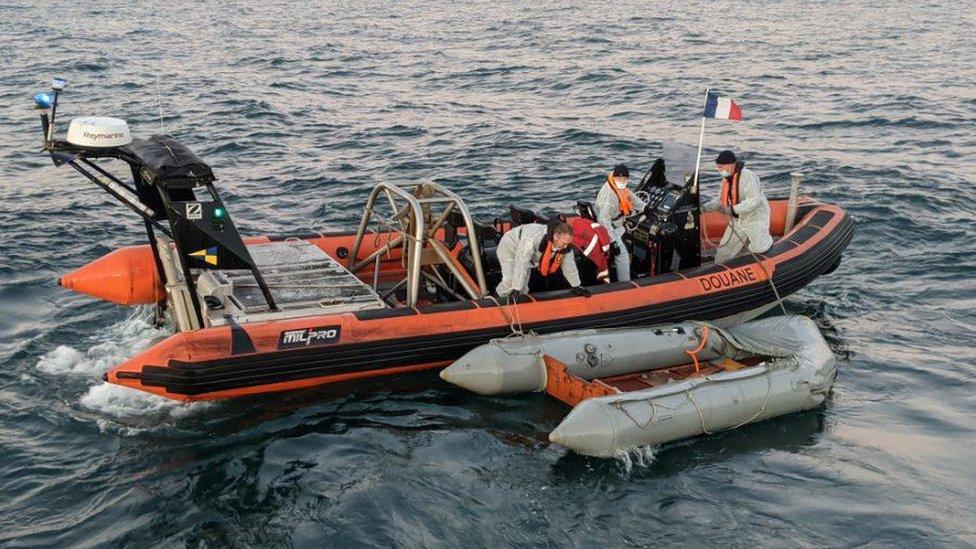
[719,170,731,179]
[614,178,628,189]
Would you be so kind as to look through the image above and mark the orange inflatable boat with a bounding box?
[35,86,853,402]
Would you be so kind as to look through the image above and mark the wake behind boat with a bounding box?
[32,81,853,402]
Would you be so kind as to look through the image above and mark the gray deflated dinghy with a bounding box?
[441,316,837,457]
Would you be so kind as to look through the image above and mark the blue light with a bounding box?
[34,93,52,109]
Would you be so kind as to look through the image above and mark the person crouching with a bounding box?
[495,221,589,299]
[567,215,613,284]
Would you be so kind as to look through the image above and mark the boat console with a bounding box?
[623,153,701,278]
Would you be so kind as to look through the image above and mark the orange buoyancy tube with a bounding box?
[606,176,633,216]
[720,169,741,208]
[538,241,564,276]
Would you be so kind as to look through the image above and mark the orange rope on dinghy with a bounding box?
[685,326,710,373]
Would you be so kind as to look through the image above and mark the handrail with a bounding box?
[349,184,425,306]
[436,184,488,294]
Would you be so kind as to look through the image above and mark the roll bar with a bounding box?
[348,182,488,307]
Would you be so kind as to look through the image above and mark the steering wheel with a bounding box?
[634,190,651,205]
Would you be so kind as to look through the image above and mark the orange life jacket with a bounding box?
[538,240,564,276]
[720,169,741,208]
[606,176,633,216]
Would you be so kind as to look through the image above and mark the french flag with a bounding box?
[703,92,742,120]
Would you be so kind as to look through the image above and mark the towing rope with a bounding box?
[724,217,789,316]
[726,365,773,430]
[687,389,714,435]
[486,294,528,338]
[616,398,659,429]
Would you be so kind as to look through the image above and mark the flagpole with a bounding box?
[692,88,710,195]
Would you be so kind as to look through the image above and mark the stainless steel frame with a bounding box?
[348,182,488,307]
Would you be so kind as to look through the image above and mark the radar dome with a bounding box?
[66,117,132,148]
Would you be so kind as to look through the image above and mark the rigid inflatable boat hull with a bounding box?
[105,204,851,401]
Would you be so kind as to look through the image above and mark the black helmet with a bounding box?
[612,164,630,177]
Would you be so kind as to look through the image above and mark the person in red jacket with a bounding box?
[567,216,613,284]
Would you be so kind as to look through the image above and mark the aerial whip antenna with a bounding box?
[156,73,165,135]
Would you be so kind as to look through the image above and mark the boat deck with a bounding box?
[200,240,387,326]
[543,354,768,407]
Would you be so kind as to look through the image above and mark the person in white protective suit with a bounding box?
[702,150,773,263]
[495,221,589,299]
[594,164,646,282]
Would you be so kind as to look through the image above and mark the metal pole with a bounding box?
[692,88,710,195]
[66,160,171,237]
[436,184,488,295]
[428,239,480,299]
[350,234,404,273]
[428,201,456,236]
[349,185,386,269]
[407,205,424,307]
[784,172,803,234]
[421,269,467,302]
[380,277,407,302]
[79,157,139,196]
[47,90,60,143]
[372,253,381,291]
[38,112,51,146]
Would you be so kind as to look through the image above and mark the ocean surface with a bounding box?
[2,1,975,546]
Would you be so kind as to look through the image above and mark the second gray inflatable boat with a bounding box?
[441,316,837,457]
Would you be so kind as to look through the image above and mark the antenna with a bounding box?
[46,77,66,143]
[155,74,164,135]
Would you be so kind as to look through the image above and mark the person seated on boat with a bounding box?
[595,164,646,282]
[567,215,613,284]
[495,220,589,299]
[702,150,773,263]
